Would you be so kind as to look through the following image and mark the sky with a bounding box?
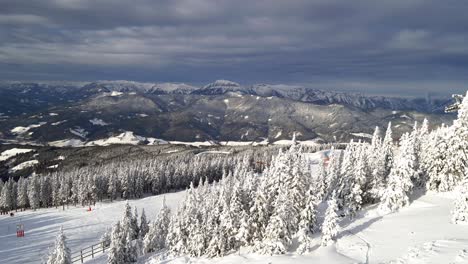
[1,0,468,96]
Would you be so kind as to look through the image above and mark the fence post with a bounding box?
[91,244,94,258]
[102,241,105,253]
[81,250,83,263]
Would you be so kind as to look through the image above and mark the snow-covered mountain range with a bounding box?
[0,80,455,145]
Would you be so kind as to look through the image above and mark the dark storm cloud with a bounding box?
[1,0,468,96]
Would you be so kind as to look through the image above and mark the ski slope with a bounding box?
[0,192,185,264]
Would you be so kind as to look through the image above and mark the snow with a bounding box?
[0,148,34,161]
[351,133,373,139]
[51,120,66,126]
[89,118,109,126]
[10,159,39,171]
[273,140,320,146]
[275,131,282,139]
[86,131,146,146]
[109,91,123,96]
[147,138,169,145]
[0,191,185,264]
[49,139,85,147]
[70,128,88,139]
[169,141,215,147]
[195,151,231,156]
[49,113,59,116]
[11,122,46,135]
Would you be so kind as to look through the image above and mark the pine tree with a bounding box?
[139,209,149,239]
[382,122,394,175]
[347,146,367,218]
[321,193,340,247]
[144,198,171,253]
[259,183,296,255]
[379,133,416,213]
[132,207,140,239]
[28,173,40,210]
[108,173,118,202]
[444,92,468,191]
[108,221,125,264]
[452,179,468,224]
[17,177,29,210]
[296,188,318,254]
[47,227,71,264]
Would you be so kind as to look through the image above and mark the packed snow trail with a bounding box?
[0,192,185,264]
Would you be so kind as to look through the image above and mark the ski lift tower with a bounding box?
[445,94,464,113]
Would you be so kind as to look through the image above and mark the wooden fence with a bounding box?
[71,241,109,263]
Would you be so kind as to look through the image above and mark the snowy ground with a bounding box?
[0,192,185,264]
[1,190,467,264]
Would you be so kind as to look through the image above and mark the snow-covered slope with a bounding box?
[0,192,185,264]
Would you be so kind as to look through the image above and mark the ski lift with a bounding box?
[446,94,464,113]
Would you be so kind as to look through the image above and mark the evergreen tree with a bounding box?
[296,188,318,254]
[321,193,340,247]
[28,173,40,210]
[452,179,468,224]
[108,221,125,264]
[17,177,29,210]
[139,209,149,239]
[379,133,416,213]
[144,198,171,253]
[47,227,71,264]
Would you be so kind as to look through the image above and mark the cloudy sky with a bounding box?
[1,0,468,96]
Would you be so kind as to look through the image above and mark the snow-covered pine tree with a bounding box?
[0,179,12,212]
[100,227,112,248]
[108,221,125,264]
[425,126,452,191]
[321,192,340,246]
[445,91,468,191]
[121,202,138,240]
[381,122,394,177]
[17,177,29,210]
[336,142,355,208]
[139,209,149,239]
[259,182,296,255]
[379,133,416,213]
[296,187,318,254]
[59,177,70,210]
[47,227,71,264]
[325,149,342,199]
[132,207,140,239]
[452,179,468,224]
[143,198,171,253]
[27,173,40,210]
[346,145,367,218]
[108,173,118,202]
[40,175,52,208]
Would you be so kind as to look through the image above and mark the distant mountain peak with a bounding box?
[203,80,241,89]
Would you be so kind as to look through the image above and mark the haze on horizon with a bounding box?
[1,0,468,97]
